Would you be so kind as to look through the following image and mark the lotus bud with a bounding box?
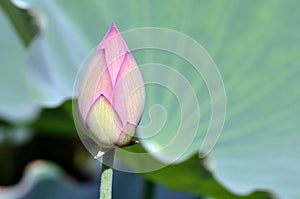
[78,23,145,159]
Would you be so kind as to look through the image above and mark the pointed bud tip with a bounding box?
[111,22,116,28]
[103,22,120,40]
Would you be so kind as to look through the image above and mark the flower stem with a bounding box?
[100,168,113,199]
[143,179,155,199]
[100,149,115,199]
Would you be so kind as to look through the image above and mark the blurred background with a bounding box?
[0,0,299,199]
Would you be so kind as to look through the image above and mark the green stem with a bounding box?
[143,179,155,199]
[100,168,113,199]
[99,149,115,199]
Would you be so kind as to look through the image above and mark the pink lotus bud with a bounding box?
[78,23,145,159]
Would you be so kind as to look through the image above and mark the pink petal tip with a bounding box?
[103,23,120,41]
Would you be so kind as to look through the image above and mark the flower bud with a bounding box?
[78,23,145,159]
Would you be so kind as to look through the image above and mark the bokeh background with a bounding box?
[0,0,299,199]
